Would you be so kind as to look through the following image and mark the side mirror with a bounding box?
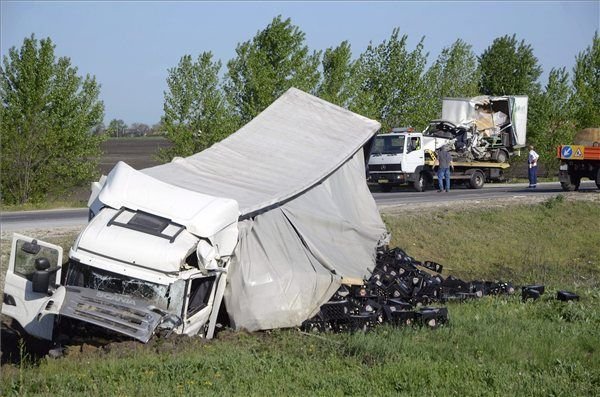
[22,240,41,255]
[32,258,51,294]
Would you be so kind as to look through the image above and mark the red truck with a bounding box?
[557,128,600,191]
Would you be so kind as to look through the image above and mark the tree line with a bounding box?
[94,119,165,138]
[1,16,598,204]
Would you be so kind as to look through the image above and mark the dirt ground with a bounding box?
[99,137,172,174]
[69,137,172,201]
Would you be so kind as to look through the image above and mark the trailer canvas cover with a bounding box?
[140,88,388,331]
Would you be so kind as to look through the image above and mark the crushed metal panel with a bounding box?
[60,286,163,343]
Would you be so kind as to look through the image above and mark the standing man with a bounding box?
[436,145,454,192]
[528,145,539,188]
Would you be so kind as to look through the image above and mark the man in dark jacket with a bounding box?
[436,146,454,192]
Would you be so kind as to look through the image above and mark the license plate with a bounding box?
[378,179,389,183]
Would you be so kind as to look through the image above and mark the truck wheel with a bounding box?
[561,174,581,191]
[467,171,485,189]
[413,173,426,192]
[380,184,392,192]
[495,149,508,163]
[596,168,600,190]
[560,182,576,191]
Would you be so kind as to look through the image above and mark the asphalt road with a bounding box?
[373,180,598,207]
[1,181,597,232]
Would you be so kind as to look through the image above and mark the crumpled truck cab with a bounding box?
[2,162,240,343]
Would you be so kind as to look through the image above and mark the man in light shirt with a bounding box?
[528,145,539,188]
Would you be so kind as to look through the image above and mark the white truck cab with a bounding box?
[368,128,451,191]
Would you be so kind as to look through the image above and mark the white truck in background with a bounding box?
[368,96,528,192]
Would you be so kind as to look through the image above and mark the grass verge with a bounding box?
[0,200,87,212]
[1,198,599,396]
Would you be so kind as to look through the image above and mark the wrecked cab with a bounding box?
[2,164,240,343]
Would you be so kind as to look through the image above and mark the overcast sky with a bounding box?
[2,1,598,125]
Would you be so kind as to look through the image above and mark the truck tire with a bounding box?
[413,172,426,192]
[467,170,485,189]
[596,168,600,190]
[561,174,581,191]
[495,149,508,163]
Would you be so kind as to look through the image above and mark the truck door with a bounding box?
[404,134,425,174]
[2,234,64,340]
[182,274,219,336]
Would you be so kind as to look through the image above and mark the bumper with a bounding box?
[60,286,165,343]
[369,172,407,185]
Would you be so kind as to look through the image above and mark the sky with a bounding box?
[1,1,598,125]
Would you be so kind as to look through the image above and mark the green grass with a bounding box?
[384,196,600,289]
[1,198,599,396]
[0,200,87,212]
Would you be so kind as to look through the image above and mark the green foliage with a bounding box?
[160,52,238,161]
[351,28,429,131]
[0,35,104,204]
[317,41,357,107]
[541,194,565,209]
[479,34,542,97]
[155,19,594,173]
[225,16,321,123]
[571,32,600,129]
[423,39,480,121]
[527,67,576,170]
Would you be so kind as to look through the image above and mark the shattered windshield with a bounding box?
[65,260,182,313]
[371,135,405,155]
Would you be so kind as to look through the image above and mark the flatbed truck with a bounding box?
[368,131,510,192]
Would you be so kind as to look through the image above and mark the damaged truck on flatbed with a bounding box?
[2,88,389,343]
[368,96,528,191]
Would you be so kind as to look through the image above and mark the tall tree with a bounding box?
[0,35,104,204]
[571,32,600,129]
[317,41,356,107]
[479,34,542,97]
[528,68,576,173]
[225,16,321,123]
[351,28,429,131]
[423,39,480,121]
[160,52,237,160]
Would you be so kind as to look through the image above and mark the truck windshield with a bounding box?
[371,135,405,155]
[65,260,177,312]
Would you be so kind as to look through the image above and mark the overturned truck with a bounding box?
[2,88,390,343]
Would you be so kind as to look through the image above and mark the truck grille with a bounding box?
[60,287,163,343]
[369,164,402,172]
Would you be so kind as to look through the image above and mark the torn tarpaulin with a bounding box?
[301,247,514,333]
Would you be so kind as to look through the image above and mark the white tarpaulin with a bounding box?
[139,87,389,331]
